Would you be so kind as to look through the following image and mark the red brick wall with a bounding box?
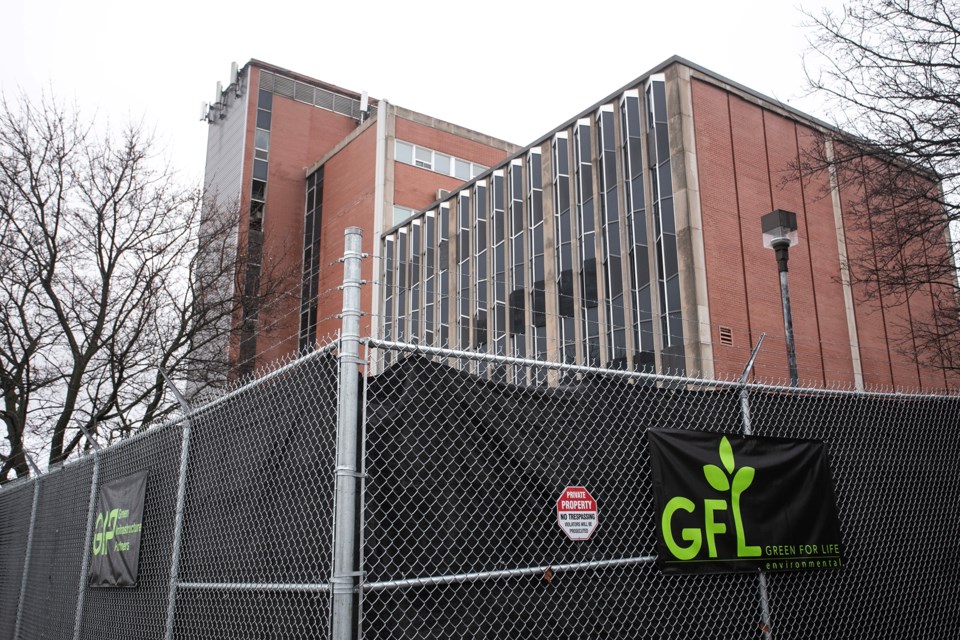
[692,81,841,384]
[692,78,953,390]
[236,67,360,367]
[313,125,378,342]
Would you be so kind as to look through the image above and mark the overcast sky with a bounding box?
[3,0,847,184]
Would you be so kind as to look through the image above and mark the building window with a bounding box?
[299,168,323,351]
[553,133,576,365]
[423,211,436,346]
[396,229,408,342]
[647,76,684,370]
[456,191,472,350]
[394,139,487,181]
[527,148,546,379]
[409,220,422,341]
[393,205,416,225]
[597,106,626,366]
[438,203,450,348]
[383,234,395,346]
[415,146,433,170]
[620,90,654,371]
[490,170,507,361]
[474,181,489,353]
[575,119,600,366]
[508,159,526,382]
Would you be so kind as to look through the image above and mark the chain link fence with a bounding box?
[2,334,960,639]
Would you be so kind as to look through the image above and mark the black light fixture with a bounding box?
[761,209,799,387]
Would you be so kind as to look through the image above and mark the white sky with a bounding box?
[2,0,848,185]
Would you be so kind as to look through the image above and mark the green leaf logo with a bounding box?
[701,435,761,557]
[732,466,755,494]
[703,464,730,492]
[719,437,735,474]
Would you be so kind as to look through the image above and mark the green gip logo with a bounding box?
[661,436,760,561]
[92,507,141,555]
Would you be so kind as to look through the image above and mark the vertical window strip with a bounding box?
[491,171,507,358]
[299,169,324,351]
[383,234,395,347]
[597,107,626,365]
[438,204,450,348]
[526,149,546,379]
[490,171,507,380]
[396,229,408,343]
[620,92,654,369]
[424,211,436,346]
[553,134,575,365]
[646,79,684,363]
[409,220,422,343]
[508,160,526,381]
[473,181,489,353]
[457,192,472,351]
[575,121,600,366]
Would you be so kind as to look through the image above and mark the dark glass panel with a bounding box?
[606,220,621,256]
[582,231,596,261]
[557,184,570,218]
[653,83,667,121]
[252,179,266,201]
[258,89,273,109]
[253,159,268,181]
[531,191,543,225]
[582,258,598,307]
[656,128,670,164]
[531,287,546,327]
[663,237,678,277]
[582,199,594,232]
[475,311,488,346]
[559,208,571,245]
[558,269,575,316]
[256,109,272,130]
[661,197,675,235]
[509,289,526,332]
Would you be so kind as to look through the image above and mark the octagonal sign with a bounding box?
[557,486,598,541]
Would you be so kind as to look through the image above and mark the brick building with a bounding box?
[377,57,958,390]
[201,60,517,375]
[204,57,957,390]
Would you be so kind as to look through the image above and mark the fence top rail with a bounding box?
[363,337,960,402]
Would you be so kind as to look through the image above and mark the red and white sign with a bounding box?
[556,486,598,541]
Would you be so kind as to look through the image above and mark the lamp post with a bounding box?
[761,209,799,387]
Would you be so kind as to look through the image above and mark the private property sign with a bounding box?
[557,486,598,541]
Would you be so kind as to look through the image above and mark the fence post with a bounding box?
[14,477,41,639]
[162,369,193,640]
[738,334,773,640]
[73,453,100,640]
[332,227,364,640]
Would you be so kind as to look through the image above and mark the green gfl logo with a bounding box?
[661,437,761,560]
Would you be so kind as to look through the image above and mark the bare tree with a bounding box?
[0,94,282,481]
[801,0,960,370]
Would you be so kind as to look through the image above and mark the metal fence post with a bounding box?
[13,477,41,639]
[163,369,194,640]
[738,334,773,640]
[73,453,100,640]
[332,227,364,640]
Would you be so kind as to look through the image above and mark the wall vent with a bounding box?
[719,325,734,346]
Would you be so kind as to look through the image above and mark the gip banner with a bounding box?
[647,428,842,574]
[88,470,148,587]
